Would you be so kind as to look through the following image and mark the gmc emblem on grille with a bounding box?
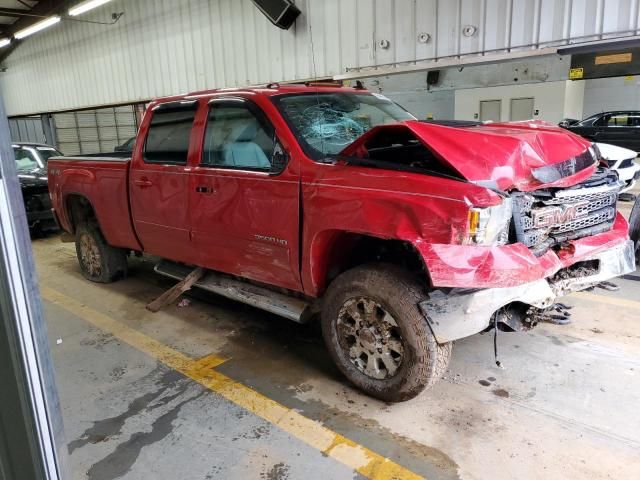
[531,202,589,228]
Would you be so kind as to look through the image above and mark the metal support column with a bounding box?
[0,94,66,478]
[40,114,55,147]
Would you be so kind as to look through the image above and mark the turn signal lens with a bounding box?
[465,199,513,245]
[468,209,481,236]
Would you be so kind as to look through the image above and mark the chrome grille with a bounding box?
[512,168,622,256]
[553,207,615,233]
[544,190,618,205]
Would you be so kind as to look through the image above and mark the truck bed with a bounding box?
[48,155,141,251]
[53,152,131,160]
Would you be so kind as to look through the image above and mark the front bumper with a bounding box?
[618,163,640,192]
[27,208,59,233]
[420,239,636,343]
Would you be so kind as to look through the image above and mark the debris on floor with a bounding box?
[146,267,204,313]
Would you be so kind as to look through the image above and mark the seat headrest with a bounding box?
[236,121,258,142]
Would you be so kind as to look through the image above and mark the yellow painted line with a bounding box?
[190,353,228,372]
[572,291,640,310]
[42,286,424,480]
[42,286,224,372]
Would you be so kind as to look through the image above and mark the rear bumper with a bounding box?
[419,238,636,343]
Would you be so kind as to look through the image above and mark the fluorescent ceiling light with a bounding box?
[69,0,113,17]
[0,38,10,48]
[14,16,61,40]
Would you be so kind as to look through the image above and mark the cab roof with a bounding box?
[152,82,368,105]
[12,142,58,148]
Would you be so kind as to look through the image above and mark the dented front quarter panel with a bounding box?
[300,161,502,295]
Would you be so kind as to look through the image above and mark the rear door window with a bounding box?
[605,113,640,127]
[143,102,197,164]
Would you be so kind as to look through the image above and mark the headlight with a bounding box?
[466,198,513,245]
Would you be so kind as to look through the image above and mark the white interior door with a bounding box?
[510,97,535,121]
[480,100,501,122]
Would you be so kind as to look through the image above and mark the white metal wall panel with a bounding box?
[583,75,640,116]
[2,0,640,116]
[8,117,46,144]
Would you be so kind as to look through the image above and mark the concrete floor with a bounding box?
[34,197,640,480]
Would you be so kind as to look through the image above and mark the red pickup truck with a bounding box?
[48,84,635,401]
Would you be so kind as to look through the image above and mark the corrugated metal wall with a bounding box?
[1,0,639,116]
[8,117,46,143]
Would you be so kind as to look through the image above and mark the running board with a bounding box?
[154,260,311,323]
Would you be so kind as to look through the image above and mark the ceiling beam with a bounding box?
[0,0,72,64]
[0,8,34,17]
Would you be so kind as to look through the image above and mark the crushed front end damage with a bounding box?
[419,227,636,344]
[394,125,637,343]
[333,118,634,344]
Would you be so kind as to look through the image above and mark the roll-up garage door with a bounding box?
[53,105,139,156]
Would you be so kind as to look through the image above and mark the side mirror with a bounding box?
[271,140,288,174]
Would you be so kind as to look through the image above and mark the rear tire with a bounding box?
[321,264,451,402]
[75,223,128,283]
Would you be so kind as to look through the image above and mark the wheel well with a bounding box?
[65,194,97,233]
[321,233,430,294]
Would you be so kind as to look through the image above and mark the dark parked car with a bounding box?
[13,142,62,235]
[114,136,136,153]
[561,111,640,152]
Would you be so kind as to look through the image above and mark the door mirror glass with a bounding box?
[270,140,288,174]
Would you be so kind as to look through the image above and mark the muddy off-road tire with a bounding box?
[75,223,128,283]
[321,264,452,402]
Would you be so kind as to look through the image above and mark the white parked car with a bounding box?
[596,142,640,193]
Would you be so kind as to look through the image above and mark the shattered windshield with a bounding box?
[272,92,415,159]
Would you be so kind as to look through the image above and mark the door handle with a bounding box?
[195,185,215,195]
[134,178,153,188]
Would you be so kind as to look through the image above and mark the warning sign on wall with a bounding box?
[569,68,584,79]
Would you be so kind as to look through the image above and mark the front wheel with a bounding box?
[75,223,128,283]
[321,264,452,402]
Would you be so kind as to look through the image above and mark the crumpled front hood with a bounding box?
[404,120,596,191]
[344,120,597,192]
